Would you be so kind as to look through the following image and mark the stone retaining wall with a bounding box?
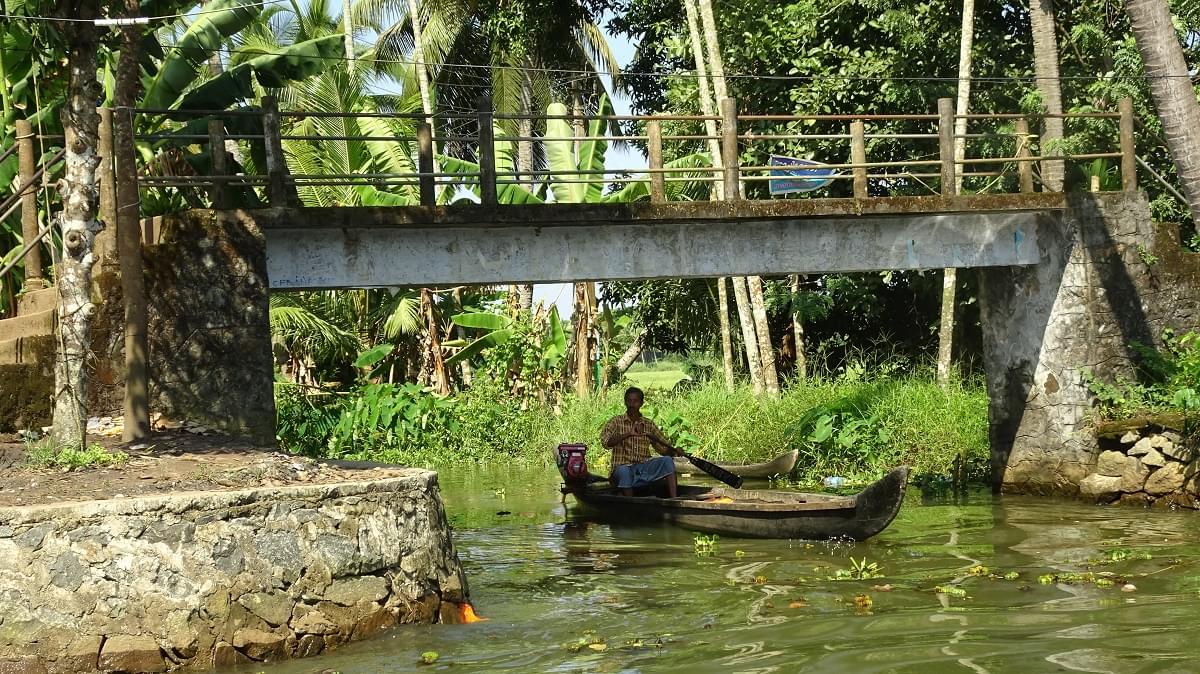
[1080,426,1200,508]
[0,470,468,673]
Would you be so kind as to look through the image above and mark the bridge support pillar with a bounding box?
[979,192,1200,495]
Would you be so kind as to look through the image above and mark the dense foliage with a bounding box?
[1086,330,1200,430]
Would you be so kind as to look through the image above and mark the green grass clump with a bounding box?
[277,367,990,484]
[25,442,128,470]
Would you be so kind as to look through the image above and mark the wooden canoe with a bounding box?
[566,466,909,540]
[672,449,798,479]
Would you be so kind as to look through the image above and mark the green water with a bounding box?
[249,466,1200,674]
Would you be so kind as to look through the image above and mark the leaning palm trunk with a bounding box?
[1029,0,1064,191]
[747,276,779,395]
[731,276,764,394]
[939,0,974,388]
[53,4,104,448]
[610,332,645,382]
[717,277,735,389]
[1126,0,1200,225]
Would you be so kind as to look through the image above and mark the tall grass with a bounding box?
[280,369,990,484]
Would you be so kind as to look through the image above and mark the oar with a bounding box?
[679,452,743,490]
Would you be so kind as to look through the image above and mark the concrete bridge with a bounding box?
[3,96,1198,500]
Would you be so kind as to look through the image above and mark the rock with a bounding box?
[57,635,102,673]
[1121,583,1137,592]
[0,657,48,674]
[238,591,293,627]
[1128,437,1154,456]
[48,552,87,592]
[232,628,287,662]
[1079,474,1122,501]
[323,576,389,607]
[1147,435,1174,450]
[1118,431,1141,445]
[97,635,166,673]
[291,608,338,635]
[350,606,397,641]
[1161,442,1196,462]
[1095,451,1127,477]
[1161,431,1183,444]
[1144,462,1187,496]
[295,634,324,658]
[211,642,250,668]
[1138,448,1166,468]
[1119,458,1150,493]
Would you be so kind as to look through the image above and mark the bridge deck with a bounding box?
[148,193,1066,288]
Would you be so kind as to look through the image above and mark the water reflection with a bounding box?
[242,467,1200,674]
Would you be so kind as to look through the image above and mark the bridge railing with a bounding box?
[117,95,1138,210]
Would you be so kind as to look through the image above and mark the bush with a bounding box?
[1085,330,1200,431]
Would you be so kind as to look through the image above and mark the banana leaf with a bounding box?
[445,328,513,367]
[175,34,344,112]
[451,312,512,331]
[437,155,546,205]
[141,0,264,110]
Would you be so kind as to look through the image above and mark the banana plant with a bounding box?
[445,307,566,371]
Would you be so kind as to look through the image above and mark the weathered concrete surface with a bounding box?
[151,195,1064,288]
[980,192,1200,495]
[0,471,468,673]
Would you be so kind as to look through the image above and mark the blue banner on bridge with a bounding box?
[768,156,837,195]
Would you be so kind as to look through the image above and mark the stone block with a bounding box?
[1145,462,1187,496]
[238,591,294,627]
[1162,442,1196,462]
[1095,451,1127,477]
[291,608,337,635]
[51,636,102,674]
[350,606,398,641]
[1120,457,1150,493]
[97,635,166,674]
[323,576,389,607]
[295,634,324,659]
[232,628,287,662]
[211,642,250,668]
[1079,474,1122,501]
[1138,448,1166,468]
[1128,437,1154,456]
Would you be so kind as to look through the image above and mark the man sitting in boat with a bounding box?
[600,387,682,498]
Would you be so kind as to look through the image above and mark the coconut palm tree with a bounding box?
[1125,0,1200,224]
[1029,0,1065,191]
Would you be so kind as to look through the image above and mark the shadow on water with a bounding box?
[240,465,1200,674]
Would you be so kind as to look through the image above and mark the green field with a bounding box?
[623,368,689,391]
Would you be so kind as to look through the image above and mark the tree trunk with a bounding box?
[421,288,448,395]
[682,0,724,200]
[717,276,735,389]
[730,276,763,394]
[342,0,355,67]
[789,274,806,379]
[452,287,472,386]
[53,1,104,448]
[573,281,595,396]
[609,332,644,382]
[747,275,779,395]
[939,0,973,389]
[116,0,150,441]
[1030,0,1064,191]
[698,0,730,103]
[1126,0,1200,224]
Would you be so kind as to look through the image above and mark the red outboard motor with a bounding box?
[556,443,589,491]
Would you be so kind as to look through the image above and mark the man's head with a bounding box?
[624,386,645,415]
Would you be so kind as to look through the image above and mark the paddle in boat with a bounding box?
[556,444,908,540]
[672,449,798,480]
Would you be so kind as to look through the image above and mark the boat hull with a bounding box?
[568,466,908,540]
[671,449,798,479]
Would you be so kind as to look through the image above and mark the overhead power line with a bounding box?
[0,0,290,25]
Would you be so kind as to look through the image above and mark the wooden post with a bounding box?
[850,120,868,199]
[417,122,435,206]
[113,107,151,441]
[647,120,666,203]
[15,119,44,290]
[96,108,117,265]
[1119,97,1137,192]
[208,118,228,209]
[262,96,288,207]
[938,98,956,197]
[477,96,497,206]
[719,97,740,201]
[1015,118,1035,193]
